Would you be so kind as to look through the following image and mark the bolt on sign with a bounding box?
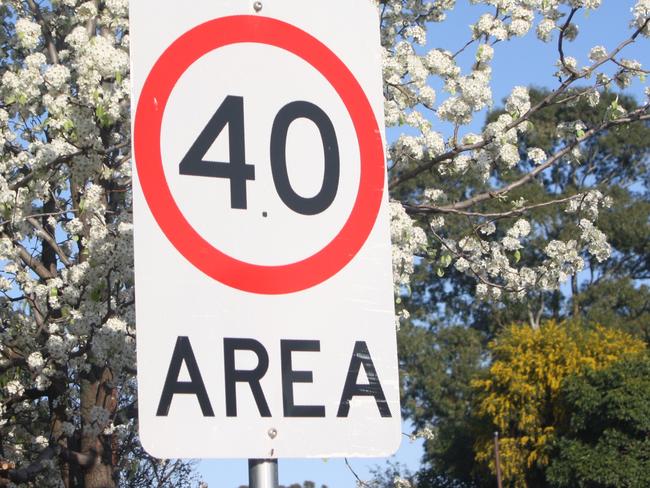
[130,0,400,458]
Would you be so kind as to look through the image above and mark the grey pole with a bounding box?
[494,432,503,488]
[248,459,279,488]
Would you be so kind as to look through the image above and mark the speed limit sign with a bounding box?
[130,0,400,459]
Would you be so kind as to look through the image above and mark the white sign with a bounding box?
[130,0,400,459]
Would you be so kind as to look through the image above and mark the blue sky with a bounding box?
[198,2,648,487]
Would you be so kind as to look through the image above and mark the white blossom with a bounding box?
[579,219,611,262]
[527,147,547,165]
[105,0,128,17]
[395,308,410,330]
[480,222,496,236]
[424,130,445,157]
[15,18,41,50]
[424,188,445,203]
[419,85,436,106]
[502,236,522,251]
[585,88,601,107]
[537,18,556,42]
[556,56,579,77]
[430,216,445,230]
[33,436,49,448]
[589,45,608,62]
[563,23,579,42]
[44,65,71,90]
[455,257,470,272]
[5,380,25,397]
[476,283,489,298]
[425,49,459,78]
[499,144,520,167]
[508,219,531,239]
[75,1,98,22]
[27,352,45,371]
[35,374,51,391]
[476,44,494,63]
[410,424,435,441]
[391,202,427,295]
[506,86,531,116]
[632,0,650,36]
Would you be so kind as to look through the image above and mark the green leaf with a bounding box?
[95,105,112,127]
[90,287,102,302]
[62,119,75,133]
[90,284,106,302]
[514,249,521,263]
[436,267,445,277]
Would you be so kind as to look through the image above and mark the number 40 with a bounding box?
[179,95,340,216]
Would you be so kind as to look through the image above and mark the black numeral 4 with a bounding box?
[179,95,255,209]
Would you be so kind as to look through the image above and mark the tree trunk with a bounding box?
[80,367,117,488]
[571,274,580,319]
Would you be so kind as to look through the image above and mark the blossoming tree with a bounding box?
[0,0,648,487]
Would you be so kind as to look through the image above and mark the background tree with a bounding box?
[387,5,650,480]
[472,321,645,487]
[399,89,650,488]
[398,87,650,487]
[546,353,650,488]
[0,0,195,486]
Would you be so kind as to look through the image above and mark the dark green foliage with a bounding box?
[580,279,650,342]
[547,354,650,487]
[398,321,488,486]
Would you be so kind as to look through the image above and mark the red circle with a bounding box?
[134,16,385,294]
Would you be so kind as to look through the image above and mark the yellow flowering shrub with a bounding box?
[472,321,645,487]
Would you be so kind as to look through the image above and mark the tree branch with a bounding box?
[27,217,72,267]
[0,445,96,486]
[404,193,584,219]
[14,241,55,280]
[558,8,580,77]
[25,0,59,65]
[0,447,57,485]
[440,108,650,212]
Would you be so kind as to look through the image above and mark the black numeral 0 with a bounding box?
[270,101,340,215]
[179,96,340,215]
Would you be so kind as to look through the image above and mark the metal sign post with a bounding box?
[249,459,279,488]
